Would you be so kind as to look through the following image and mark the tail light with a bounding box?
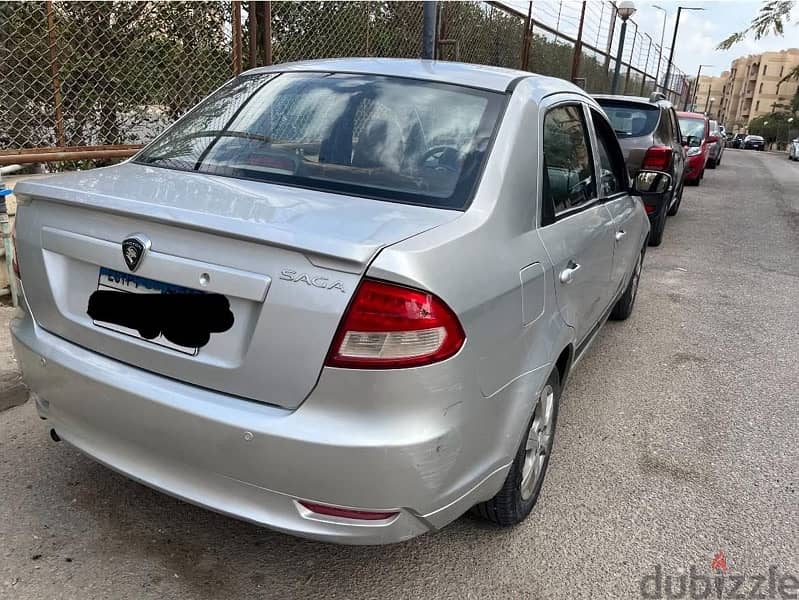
[11,218,20,280]
[298,500,398,521]
[326,278,465,369]
[642,145,672,171]
[644,204,656,214]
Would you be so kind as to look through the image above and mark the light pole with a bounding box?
[652,5,667,91]
[686,64,713,111]
[611,1,637,94]
[707,98,715,118]
[662,6,705,97]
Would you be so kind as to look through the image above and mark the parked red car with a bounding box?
[677,111,711,185]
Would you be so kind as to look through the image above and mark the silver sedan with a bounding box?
[11,58,650,544]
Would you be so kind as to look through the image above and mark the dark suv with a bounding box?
[595,92,686,246]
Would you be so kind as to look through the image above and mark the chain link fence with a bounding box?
[0,0,690,162]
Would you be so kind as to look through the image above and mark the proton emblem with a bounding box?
[121,234,151,272]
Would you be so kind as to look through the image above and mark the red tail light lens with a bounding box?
[326,278,465,369]
[642,145,672,171]
[644,204,656,214]
[298,500,398,521]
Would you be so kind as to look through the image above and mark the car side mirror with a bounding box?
[633,170,672,196]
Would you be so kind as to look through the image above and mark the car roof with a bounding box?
[677,111,707,119]
[593,94,673,109]
[244,58,586,97]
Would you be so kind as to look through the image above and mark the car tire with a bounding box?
[648,206,667,247]
[610,247,644,321]
[707,158,716,169]
[472,370,560,526]
[667,183,683,216]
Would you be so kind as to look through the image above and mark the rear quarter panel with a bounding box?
[368,80,575,467]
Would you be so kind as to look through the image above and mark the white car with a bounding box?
[788,138,799,161]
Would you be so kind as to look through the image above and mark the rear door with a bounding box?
[668,109,686,186]
[537,98,615,344]
[588,106,641,293]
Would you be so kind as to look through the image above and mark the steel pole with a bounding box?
[611,19,628,94]
[422,1,437,59]
[662,7,683,98]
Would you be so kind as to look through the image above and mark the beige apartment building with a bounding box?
[694,73,727,118]
[717,48,799,131]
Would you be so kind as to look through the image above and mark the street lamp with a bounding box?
[662,6,705,97]
[611,1,637,94]
[652,5,668,91]
[686,64,714,110]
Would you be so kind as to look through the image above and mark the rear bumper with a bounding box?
[11,306,521,545]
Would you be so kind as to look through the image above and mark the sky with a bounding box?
[501,0,798,79]
[611,1,798,77]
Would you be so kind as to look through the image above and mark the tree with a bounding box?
[748,110,795,145]
[717,1,796,49]
[717,1,799,83]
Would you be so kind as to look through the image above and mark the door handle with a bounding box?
[559,262,581,285]
[615,230,626,242]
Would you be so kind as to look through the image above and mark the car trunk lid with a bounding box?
[14,163,460,409]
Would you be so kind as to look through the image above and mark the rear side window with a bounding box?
[542,104,596,216]
[669,110,682,145]
[136,72,505,210]
[598,101,659,139]
[591,110,628,197]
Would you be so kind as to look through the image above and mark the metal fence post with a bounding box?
[603,1,617,76]
[639,34,652,96]
[570,1,587,82]
[262,1,272,65]
[422,1,437,59]
[232,1,243,75]
[520,1,532,71]
[45,1,65,147]
[623,22,637,94]
[248,1,257,68]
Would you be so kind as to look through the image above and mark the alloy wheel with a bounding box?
[521,384,556,500]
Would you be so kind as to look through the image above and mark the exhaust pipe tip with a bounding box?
[49,428,61,442]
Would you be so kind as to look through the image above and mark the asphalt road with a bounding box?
[1,149,797,600]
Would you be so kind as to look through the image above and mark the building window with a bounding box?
[759,83,763,93]
[756,101,760,111]
[762,64,767,75]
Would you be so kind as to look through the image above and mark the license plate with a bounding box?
[93,267,203,355]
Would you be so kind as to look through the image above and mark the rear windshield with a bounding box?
[597,101,659,138]
[678,117,706,146]
[135,72,505,210]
